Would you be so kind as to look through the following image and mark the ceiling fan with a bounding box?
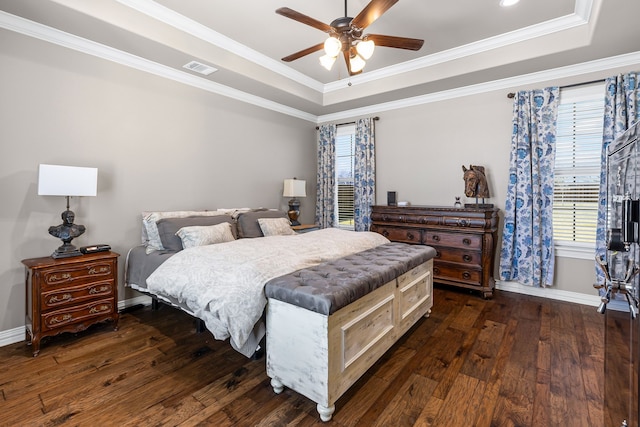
[276,0,424,76]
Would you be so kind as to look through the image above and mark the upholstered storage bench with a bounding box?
[264,243,436,422]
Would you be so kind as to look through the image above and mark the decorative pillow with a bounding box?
[176,222,236,249]
[258,218,296,237]
[141,210,225,253]
[236,210,289,238]
[157,215,235,252]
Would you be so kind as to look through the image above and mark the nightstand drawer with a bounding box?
[370,226,421,244]
[41,260,115,289]
[422,232,481,249]
[41,299,115,332]
[41,280,115,311]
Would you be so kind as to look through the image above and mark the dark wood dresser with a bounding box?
[22,251,119,356]
[370,205,499,298]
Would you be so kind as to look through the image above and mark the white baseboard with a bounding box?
[496,281,601,306]
[0,295,152,349]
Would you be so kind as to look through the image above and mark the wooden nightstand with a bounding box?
[291,224,319,233]
[22,251,119,356]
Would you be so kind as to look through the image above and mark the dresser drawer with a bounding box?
[41,299,116,332]
[41,260,115,289]
[432,246,482,265]
[41,280,115,311]
[370,226,421,244]
[433,262,482,286]
[422,232,482,249]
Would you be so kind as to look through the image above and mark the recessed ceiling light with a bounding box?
[500,0,520,6]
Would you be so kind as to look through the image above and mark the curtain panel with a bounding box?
[595,72,640,281]
[315,124,337,229]
[354,118,376,231]
[499,87,559,287]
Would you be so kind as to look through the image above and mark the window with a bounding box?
[553,83,604,258]
[335,124,356,230]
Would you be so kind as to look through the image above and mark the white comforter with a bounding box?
[146,228,389,356]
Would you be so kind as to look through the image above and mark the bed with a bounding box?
[125,209,392,356]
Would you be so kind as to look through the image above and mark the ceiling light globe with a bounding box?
[324,37,342,57]
[356,40,375,60]
[350,54,366,73]
[319,54,337,71]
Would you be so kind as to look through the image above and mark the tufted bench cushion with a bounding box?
[264,242,437,315]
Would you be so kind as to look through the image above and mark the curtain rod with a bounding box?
[506,78,606,99]
[315,116,379,130]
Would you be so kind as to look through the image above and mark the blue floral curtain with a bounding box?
[315,124,337,228]
[499,87,559,287]
[354,118,376,231]
[595,72,640,281]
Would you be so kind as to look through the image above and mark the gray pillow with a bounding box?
[156,215,235,251]
[236,210,288,238]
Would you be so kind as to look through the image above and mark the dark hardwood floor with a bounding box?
[0,286,604,426]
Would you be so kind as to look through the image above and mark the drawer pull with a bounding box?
[462,271,471,280]
[462,255,472,262]
[462,238,471,246]
[434,267,440,275]
[457,219,470,227]
[49,314,73,325]
[432,235,440,242]
[90,304,110,314]
[407,232,414,240]
[382,230,389,237]
[90,285,110,294]
[48,293,72,304]
[435,250,441,258]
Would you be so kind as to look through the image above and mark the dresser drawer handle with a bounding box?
[457,219,470,227]
[382,230,389,237]
[462,238,471,246]
[462,255,472,262]
[462,271,471,280]
[48,293,72,304]
[435,250,441,258]
[407,232,414,240]
[433,267,440,275]
[432,235,440,242]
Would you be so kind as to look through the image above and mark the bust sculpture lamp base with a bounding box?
[52,241,82,259]
[288,198,301,226]
[48,206,86,259]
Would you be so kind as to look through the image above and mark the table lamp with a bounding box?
[283,178,306,226]
[38,164,98,258]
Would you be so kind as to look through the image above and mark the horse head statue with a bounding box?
[462,165,490,199]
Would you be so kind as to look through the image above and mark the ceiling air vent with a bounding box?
[183,61,217,76]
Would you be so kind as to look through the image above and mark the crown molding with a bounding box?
[317,51,640,123]
[0,11,317,123]
[116,0,325,92]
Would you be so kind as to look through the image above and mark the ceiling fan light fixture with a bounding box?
[356,39,375,60]
[499,0,520,6]
[349,53,366,73]
[324,36,342,57]
[319,54,337,70]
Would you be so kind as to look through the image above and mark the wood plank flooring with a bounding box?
[0,286,604,426]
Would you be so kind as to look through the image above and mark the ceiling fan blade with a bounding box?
[367,34,424,50]
[281,42,325,62]
[343,50,362,76]
[276,7,332,33]
[351,0,399,30]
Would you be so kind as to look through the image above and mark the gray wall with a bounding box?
[0,32,316,332]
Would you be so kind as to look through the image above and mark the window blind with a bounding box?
[335,125,355,230]
[552,84,604,245]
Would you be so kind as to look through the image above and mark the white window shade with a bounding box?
[38,164,98,197]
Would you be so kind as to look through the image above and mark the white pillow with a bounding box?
[176,222,236,249]
[141,210,225,253]
[258,217,296,236]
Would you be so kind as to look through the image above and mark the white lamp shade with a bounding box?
[283,179,306,198]
[323,37,342,57]
[319,54,337,71]
[38,164,98,196]
[356,39,375,60]
[349,54,366,73]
